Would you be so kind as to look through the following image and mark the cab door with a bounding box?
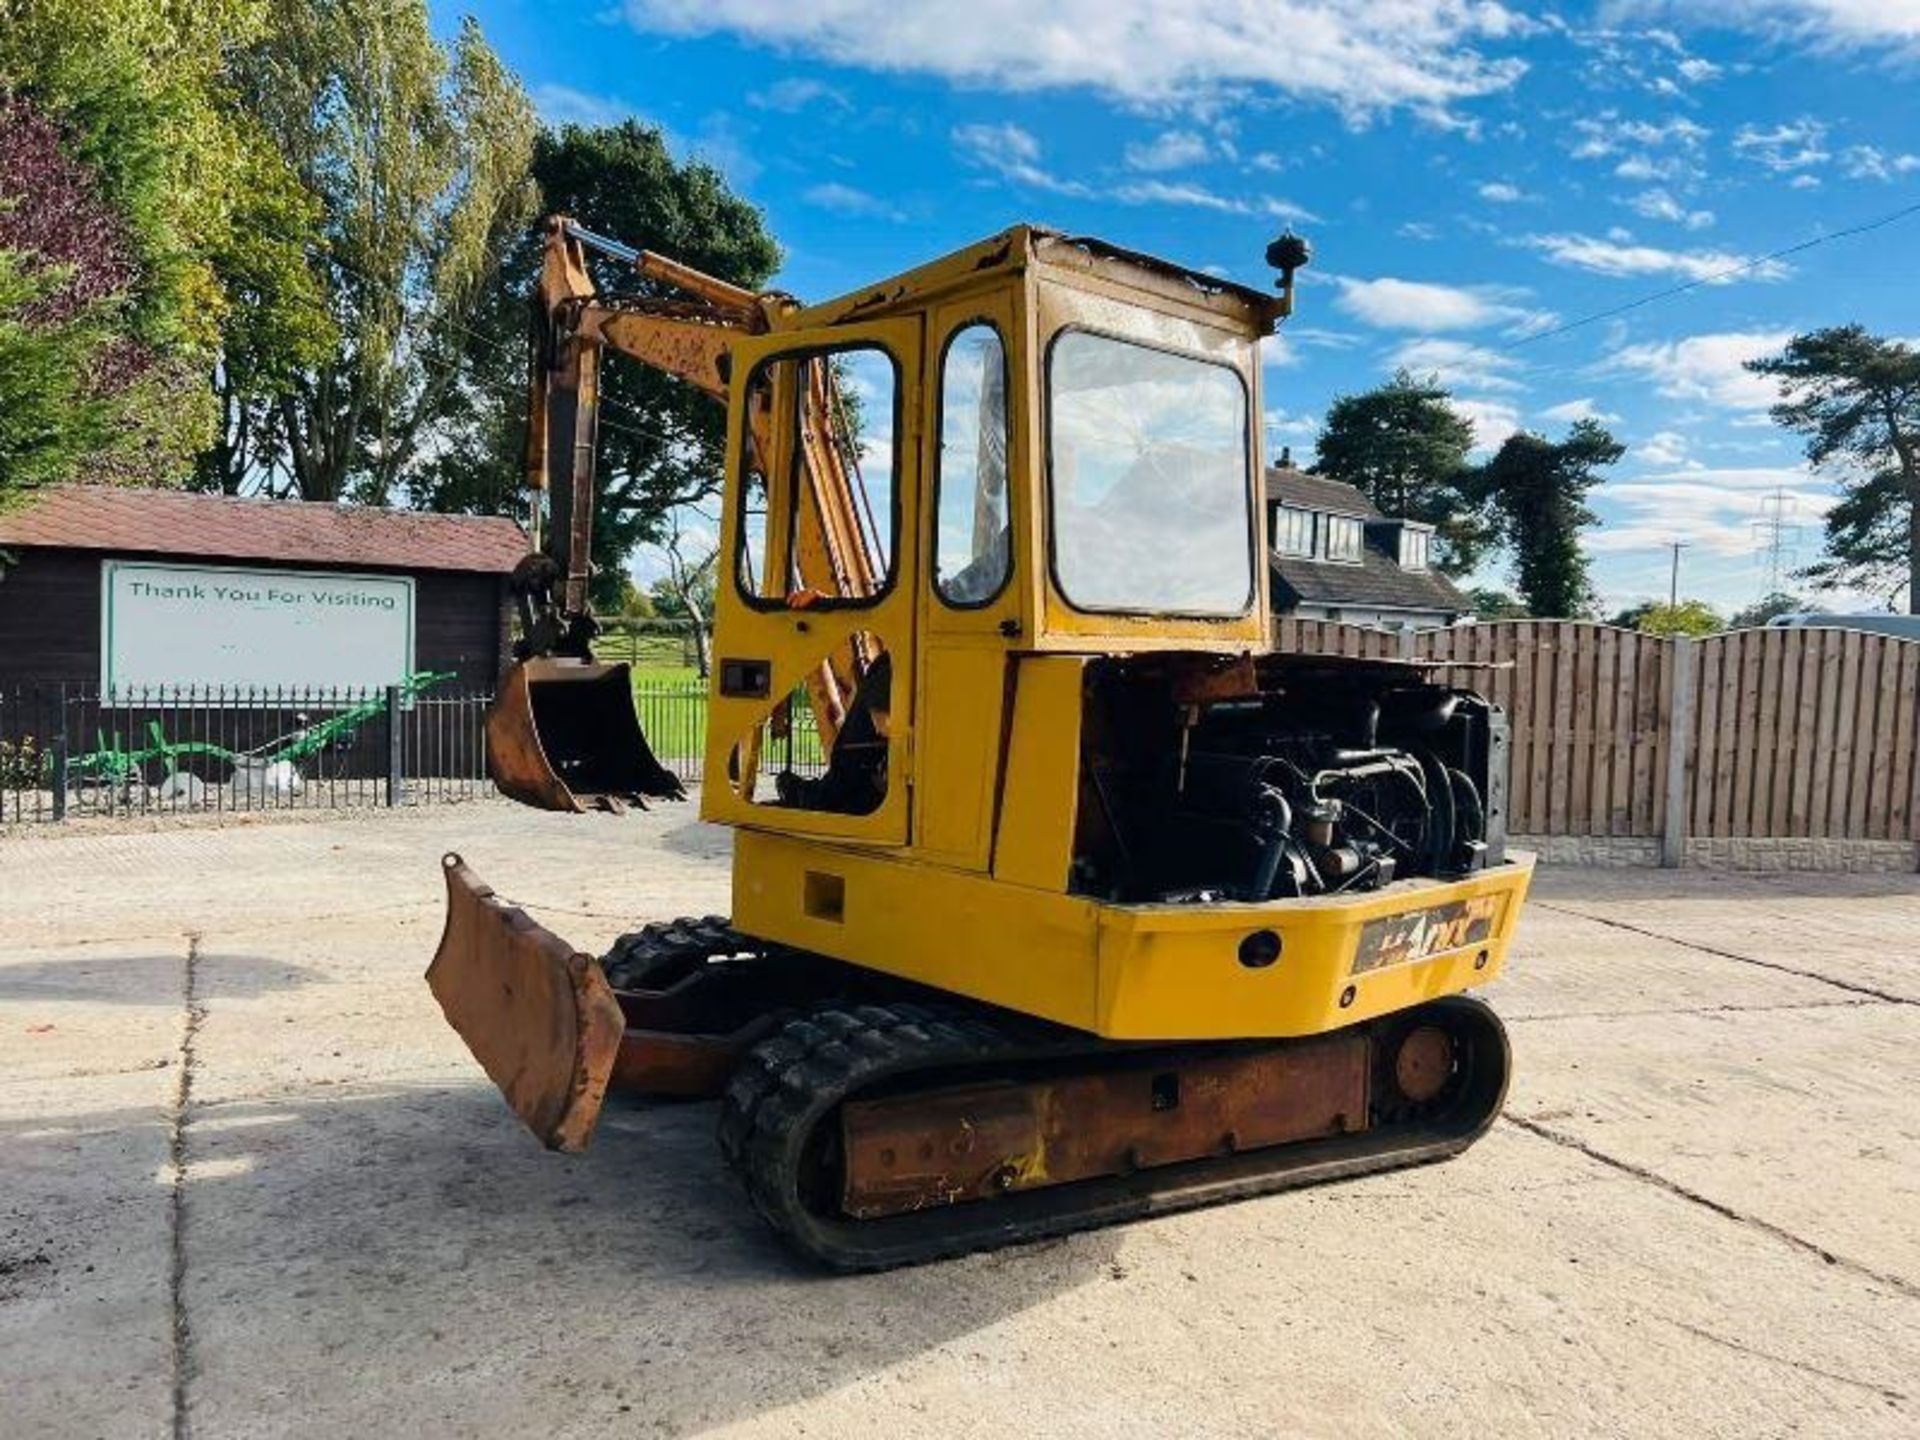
[701,317,923,846]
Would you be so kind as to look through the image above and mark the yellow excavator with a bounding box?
[428,216,1535,1268]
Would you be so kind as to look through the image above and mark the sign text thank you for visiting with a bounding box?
[101,561,416,699]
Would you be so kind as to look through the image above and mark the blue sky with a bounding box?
[440,1,1920,614]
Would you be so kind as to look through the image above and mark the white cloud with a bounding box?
[618,1,1533,118]
[1397,221,1441,241]
[1452,397,1522,452]
[1333,276,1547,332]
[801,182,906,220]
[1571,112,1709,159]
[1478,181,1525,202]
[1638,429,1690,465]
[1111,179,1318,219]
[1732,118,1831,172]
[1525,233,1788,283]
[1390,337,1525,392]
[1606,330,1793,411]
[1569,110,1709,186]
[749,78,849,111]
[1265,408,1320,445]
[1842,145,1920,181]
[530,84,641,129]
[1620,2,1920,58]
[1590,468,1832,557]
[1625,187,1714,229]
[1540,397,1623,424]
[953,124,1314,217]
[1125,130,1210,171]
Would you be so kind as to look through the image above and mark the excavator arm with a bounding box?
[492,216,878,813]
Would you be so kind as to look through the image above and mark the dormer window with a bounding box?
[1401,528,1431,571]
[1323,515,1363,564]
[1273,504,1315,557]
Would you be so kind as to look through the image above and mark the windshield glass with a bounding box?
[1047,331,1252,615]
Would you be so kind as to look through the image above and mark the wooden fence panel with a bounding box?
[1687,628,1916,842]
[1271,617,1401,660]
[1279,618,1917,849]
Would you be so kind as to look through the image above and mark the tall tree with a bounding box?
[1313,370,1488,574]
[0,1,320,496]
[417,120,780,609]
[235,1,537,502]
[1747,327,1920,613]
[1477,420,1624,618]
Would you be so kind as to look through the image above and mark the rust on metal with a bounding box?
[1392,1025,1454,1105]
[613,1024,773,1098]
[1169,653,1262,705]
[838,1034,1369,1220]
[486,657,685,813]
[425,854,623,1152]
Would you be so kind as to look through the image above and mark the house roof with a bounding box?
[1270,545,1466,615]
[1264,465,1466,616]
[0,486,527,575]
[1265,466,1380,518]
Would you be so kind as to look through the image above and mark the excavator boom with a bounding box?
[490,217,882,812]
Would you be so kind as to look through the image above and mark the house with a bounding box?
[0,485,526,693]
[1265,459,1466,631]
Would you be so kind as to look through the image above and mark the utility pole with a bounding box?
[1667,540,1689,609]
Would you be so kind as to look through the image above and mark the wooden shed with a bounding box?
[0,486,525,693]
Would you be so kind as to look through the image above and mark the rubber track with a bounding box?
[718,997,1509,1271]
[602,914,762,991]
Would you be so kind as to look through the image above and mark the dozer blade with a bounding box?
[426,853,623,1152]
[486,657,686,813]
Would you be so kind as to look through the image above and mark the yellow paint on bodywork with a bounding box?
[731,828,1535,1042]
[990,657,1087,890]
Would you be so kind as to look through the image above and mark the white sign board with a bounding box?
[101,561,416,702]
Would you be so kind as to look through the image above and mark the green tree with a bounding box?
[1730,591,1817,628]
[1477,420,1624,618]
[1747,327,1920,612]
[0,0,322,493]
[1466,587,1529,620]
[236,1,537,502]
[418,120,780,609]
[1314,370,1488,574]
[0,253,110,494]
[1630,600,1724,637]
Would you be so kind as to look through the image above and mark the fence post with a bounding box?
[1661,636,1696,868]
[49,733,67,822]
[385,685,403,807]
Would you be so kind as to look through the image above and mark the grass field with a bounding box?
[587,627,825,769]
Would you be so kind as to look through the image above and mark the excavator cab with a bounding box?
[432,218,1537,1267]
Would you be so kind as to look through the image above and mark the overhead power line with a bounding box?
[1505,197,1920,351]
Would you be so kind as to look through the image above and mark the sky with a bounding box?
[437,1,1920,615]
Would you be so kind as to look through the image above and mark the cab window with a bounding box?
[933,323,1011,606]
[734,345,900,608]
[1046,330,1252,616]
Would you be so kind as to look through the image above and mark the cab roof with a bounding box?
[787,224,1286,335]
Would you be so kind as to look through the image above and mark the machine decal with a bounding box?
[1350,895,1503,976]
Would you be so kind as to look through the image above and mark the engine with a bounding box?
[1071,656,1506,904]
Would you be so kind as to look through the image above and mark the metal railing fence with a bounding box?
[1,677,823,824]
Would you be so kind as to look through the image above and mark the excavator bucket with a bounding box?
[426,853,622,1152]
[486,657,686,813]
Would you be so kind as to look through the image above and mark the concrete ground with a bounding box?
[2,803,1916,1440]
